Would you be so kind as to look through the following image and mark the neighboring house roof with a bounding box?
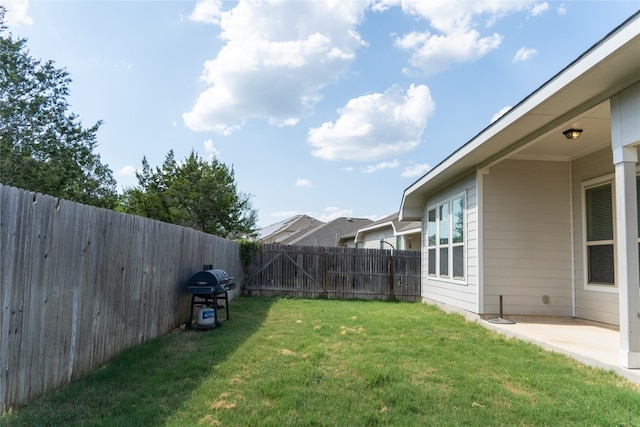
[400,11,640,220]
[354,212,420,243]
[396,220,422,235]
[284,217,373,246]
[258,215,324,243]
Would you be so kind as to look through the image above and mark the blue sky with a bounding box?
[3,1,639,228]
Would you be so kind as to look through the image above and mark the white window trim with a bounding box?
[426,191,467,286]
[582,173,618,294]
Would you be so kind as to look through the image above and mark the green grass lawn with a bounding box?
[3,297,640,426]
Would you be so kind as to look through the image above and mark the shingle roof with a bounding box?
[257,215,324,243]
[284,217,373,246]
[359,212,420,233]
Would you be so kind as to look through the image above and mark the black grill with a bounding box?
[187,268,234,294]
[186,266,235,329]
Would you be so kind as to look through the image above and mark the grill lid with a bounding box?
[188,269,232,288]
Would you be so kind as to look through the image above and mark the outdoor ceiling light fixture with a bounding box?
[563,128,583,140]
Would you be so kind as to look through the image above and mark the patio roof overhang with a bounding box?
[400,12,640,221]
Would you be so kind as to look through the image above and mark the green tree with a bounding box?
[120,149,258,239]
[0,6,117,208]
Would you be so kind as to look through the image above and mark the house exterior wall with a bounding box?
[361,227,394,249]
[421,173,479,313]
[482,159,573,316]
[571,147,620,325]
[401,233,421,251]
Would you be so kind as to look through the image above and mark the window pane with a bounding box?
[428,209,436,246]
[439,247,448,277]
[637,176,640,238]
[453,246,464,278]
[428,248,436,275]
[588,244,614,284]
[586,184,613,241]
[452,196,464,244]
[439,204,449,245]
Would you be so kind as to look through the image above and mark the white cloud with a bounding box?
[317,206,353,222]
[397,29,502,76]
[189,0,224,24]
[295,178,312,188]
[386,0,539,75]
[119,59,133,70]
[308,84,435,162]
[183,0,369,133]
[401,162,431,178]
[513,47,537,63]
[557,5,567,16]
[203,138,220,161]
[118,165,137,177]
[3,0,32,26]
[491,105,512,123]
[361,159,400,174]
[530,2,549,17]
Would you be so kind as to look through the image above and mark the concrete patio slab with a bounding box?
[480,316,640,385]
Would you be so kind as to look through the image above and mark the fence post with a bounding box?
[321,250,328,299]
[388,254,395,301]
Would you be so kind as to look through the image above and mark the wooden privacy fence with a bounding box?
[244,244,421,301]
[0,185,242,411]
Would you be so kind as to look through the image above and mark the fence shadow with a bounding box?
[2,297,274,425]
[1,185,242,410]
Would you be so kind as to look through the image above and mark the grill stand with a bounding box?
[186,290,230,330]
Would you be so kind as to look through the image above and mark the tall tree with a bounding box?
[120,150,258,239]
[0,6,117,208]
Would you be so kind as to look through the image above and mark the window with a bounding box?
[583,175,640,290]
[452,196,465,279]
[585,182,615,285]
[426,193,465,281]
[427,209,436,275]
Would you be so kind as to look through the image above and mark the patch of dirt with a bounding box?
[340,325,365,335]
[210,393,240,411]
[228,375,244,385]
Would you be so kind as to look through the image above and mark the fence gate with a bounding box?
[244,244,421,301]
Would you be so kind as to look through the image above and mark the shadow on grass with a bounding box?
[1,297,275,426]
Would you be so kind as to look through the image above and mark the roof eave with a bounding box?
[399,11,640,220]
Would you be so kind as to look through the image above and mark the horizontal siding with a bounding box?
[571,148,619,324]
[482,160,572,316]
[361,228,393,249]
[575,296,619,325]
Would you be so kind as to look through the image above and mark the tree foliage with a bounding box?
[0,7,117,208]
[120,150,258,239]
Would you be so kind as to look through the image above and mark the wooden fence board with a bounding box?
[1,184,422,410]
[244,244,421,301]
[0,185,242,411]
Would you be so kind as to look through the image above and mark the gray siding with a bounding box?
[571,148,619,325]
[402,233,421,251]
[421,173,478,313]
[482,160,573,316]
[362,228,393,249]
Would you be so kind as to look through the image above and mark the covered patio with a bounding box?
[400,12,640,371]
[482,317,640,385]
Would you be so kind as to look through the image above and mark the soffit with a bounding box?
[400,16,640,220]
